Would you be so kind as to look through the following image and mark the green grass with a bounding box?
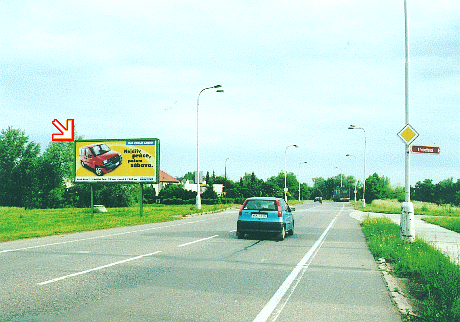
[422,217,460,234]
[361,217,460,321]
[0,204,236,242]
[352,199,460,234]
[354,199,460,217]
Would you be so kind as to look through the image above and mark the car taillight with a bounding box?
[239,200,248,216]
[276,200,283,217]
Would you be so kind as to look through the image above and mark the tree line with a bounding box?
[1,127,459,208]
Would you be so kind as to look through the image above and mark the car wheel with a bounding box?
[278,226,286,241]
[94,166,103,176]
[236,231,244,239]
[288,221,294,236]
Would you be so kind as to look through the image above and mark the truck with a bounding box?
[333,186,350,202]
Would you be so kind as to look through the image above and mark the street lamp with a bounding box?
[348,125,366,207]
[401,0,415,243]
[298,162,307,202]
[224,157,229,203]
[196,85,224,210]
[284,144,298,202]
[346,154,358,203]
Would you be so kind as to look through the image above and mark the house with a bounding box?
[153,172,224,197]
[183,180,224,197]
[152,170,180,195]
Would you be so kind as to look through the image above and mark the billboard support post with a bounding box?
[139,183,143,217]
[90,184,94,217]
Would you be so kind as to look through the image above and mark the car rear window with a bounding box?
[244,200,277,211]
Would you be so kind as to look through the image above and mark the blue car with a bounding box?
[237,197,295,240]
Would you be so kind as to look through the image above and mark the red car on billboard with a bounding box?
[79,143,122,176]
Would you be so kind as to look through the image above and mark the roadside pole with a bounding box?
[91,184,94,217]
[400,0,415,243]
[139,183,143,217]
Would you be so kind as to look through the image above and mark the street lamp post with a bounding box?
[334,166,343,188]
[348,125,366,207]
[298,162,307,202]
[346,154,358,203]
[401,0,415,243]
[196,85,224,210]
[284,144,298,202]
[224,157,229,203]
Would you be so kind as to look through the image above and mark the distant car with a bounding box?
[237,197,295,241]
[79,143,122,176]
[314,197,322,203]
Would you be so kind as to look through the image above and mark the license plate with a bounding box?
[252,213,268,219]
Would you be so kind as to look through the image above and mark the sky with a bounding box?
[1,0,459,187]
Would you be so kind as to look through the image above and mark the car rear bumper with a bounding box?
[237,220,284,234]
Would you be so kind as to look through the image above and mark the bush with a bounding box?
[143,186,157,204]
[158,184,196,201]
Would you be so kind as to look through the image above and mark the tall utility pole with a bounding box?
[400,0,415,243]
[284,144,298,202]
[348,125,366,207]
[298,162,307,201]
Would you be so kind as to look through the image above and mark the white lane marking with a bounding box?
[253,206,344,322]
[38,251,163,286]
[177,235,219,247]
[1,220,205,254]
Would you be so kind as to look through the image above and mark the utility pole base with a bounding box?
[401,201,415,243]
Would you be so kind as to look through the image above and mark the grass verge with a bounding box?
[422,217,460,234]
[353,199,460,217]
[352,199,460,235]
[361,217,460,321]
[0,204,236,243]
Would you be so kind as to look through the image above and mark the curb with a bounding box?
[377,258,417,318]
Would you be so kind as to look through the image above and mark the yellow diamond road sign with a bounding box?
[398,124,419,145]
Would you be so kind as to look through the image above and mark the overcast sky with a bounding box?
[1,0,459,187]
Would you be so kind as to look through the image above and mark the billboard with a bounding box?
[75,139,160,183]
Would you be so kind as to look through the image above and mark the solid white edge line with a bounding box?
[38,250,162,286]
[252,206,343,322]
[177,235,219,247]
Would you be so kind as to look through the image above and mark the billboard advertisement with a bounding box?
[75,139,160,183]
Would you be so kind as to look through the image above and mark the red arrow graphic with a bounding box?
[52,119,75,141]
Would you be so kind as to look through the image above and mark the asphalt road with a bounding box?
[0,201,401,321]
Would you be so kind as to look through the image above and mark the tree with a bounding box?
[35,141,74,208]
[299,183,311,200]
[178,172,195,183]
[311,177,326,199]
[365,173,391,204]
[413,179,435,203]
[201,184,218,199]
[435,178,455,205]
[143,186,157,204]
[0,127,40,207]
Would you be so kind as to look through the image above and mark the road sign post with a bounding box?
[399,0,416,243]
[397,122,418,243]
